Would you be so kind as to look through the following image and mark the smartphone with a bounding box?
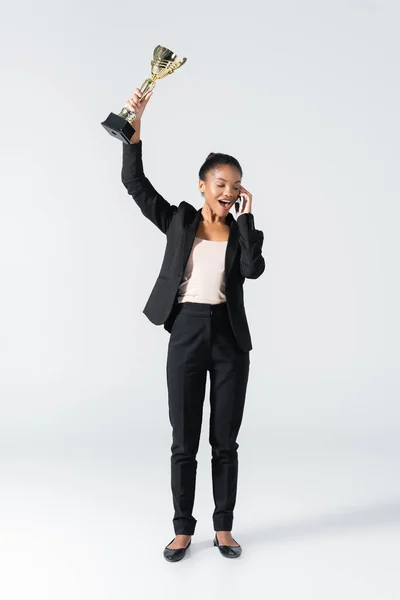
[234,195,244,215]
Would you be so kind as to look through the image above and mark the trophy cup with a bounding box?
[101,45,187,144]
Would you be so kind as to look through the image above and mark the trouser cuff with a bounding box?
[213,515,233,532]
[173,516,197,535]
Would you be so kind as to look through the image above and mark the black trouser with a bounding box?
[166,301,250,535]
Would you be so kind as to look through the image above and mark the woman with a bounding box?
[121,89,265,561]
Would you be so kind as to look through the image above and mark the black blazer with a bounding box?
[121,140,265,352]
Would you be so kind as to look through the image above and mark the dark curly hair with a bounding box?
[198,152,243,182]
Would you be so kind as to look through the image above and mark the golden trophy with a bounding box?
[101,45,187,143]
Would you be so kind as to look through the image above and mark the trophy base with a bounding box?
[101,113,135,144]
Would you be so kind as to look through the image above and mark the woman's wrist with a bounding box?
[129,119,141,144]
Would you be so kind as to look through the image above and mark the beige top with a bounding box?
[177,237,228,304]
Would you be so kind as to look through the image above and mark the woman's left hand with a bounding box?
[235,185,253,216]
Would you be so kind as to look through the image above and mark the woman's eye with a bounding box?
[216,184,240,191]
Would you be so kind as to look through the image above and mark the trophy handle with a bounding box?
[174,57,187,70]
[118,79,156,123]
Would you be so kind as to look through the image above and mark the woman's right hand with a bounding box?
[124,87,153,121]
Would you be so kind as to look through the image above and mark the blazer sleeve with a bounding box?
[121,140,178,234]
[237,213,266,279]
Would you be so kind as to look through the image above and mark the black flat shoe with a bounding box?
[213,533,242,558]
[163,537,191,562]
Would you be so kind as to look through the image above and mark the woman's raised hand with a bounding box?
[124,87,153,121]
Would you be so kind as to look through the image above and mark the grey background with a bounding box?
[1,0,399,598]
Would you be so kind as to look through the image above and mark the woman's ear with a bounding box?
[198,179,205,195]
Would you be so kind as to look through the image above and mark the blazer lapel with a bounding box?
[181,209,239,282]
[224,214,239,282]
[181,209,202,275]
